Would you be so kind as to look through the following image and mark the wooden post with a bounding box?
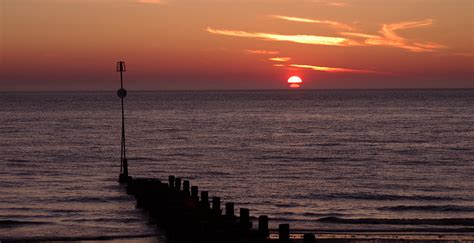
[175,177,181,191]
[168,175,175,189]
[225,202,234,218]
[303,233,315,243]
[258,215,269,238]
[212,197,221,215]
[201,191,209,208]
[279,224,290,242]
[183,180,190,196]
[191,186,199,199]
[240,208,250,230]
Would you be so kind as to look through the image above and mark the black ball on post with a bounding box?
[117,88,127,98]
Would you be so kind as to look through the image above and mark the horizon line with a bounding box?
[1,88,473,93]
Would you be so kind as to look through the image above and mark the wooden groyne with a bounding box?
[123,176,474,243]
[125,176,316,243]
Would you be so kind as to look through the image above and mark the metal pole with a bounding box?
[120,67,124,173]
[121,68,126,163]
[117,61,128,182]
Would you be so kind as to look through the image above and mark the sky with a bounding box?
[1,0,473,91]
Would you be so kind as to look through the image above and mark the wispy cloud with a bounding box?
[341,19,444,52]
[208,18,444,53]
[339,32,380,39]
[271,15,353,30]
[290,64,380,74]
[135,0,164,4]
[313,0,349,7]
[246,49,280,55]
[269,57,291,62]
[207,27,354,47]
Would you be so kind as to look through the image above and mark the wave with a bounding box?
[318,217,474,226]
[45,195,132,203]
[379,205,474,212]
[270,210,347,218]
[7,159,29,163]
[50,209,85,213]
[306,192,469,201]
[301,212,346,217]
[0,220,49,228]
[199,171,231,176]
[68,217,143,223]
[128,156,161,162]
[253,155,340,163]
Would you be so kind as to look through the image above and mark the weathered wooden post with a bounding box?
[201,191,209,209]
[175,177,182,191]
[225,202,234,218]
[240,208,250,230]
[183,180,190,196]
[212,197,221,215]
[279,224,290,242]
[191,186,199,199]
[258,215,269,238]
[168,175,175,189]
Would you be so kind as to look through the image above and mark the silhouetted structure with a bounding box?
[115,62,440,242]
[126,176,294,243]
[117,61,130,183]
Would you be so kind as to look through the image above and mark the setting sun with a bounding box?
[288,76,303,84]
[288,76,303,88]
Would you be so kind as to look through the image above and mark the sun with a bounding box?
[288,76,302,84]
[288,76,302,88]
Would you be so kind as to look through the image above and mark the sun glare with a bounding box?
[290,83,301,88]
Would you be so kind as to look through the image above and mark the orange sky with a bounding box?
[1,0,473,90]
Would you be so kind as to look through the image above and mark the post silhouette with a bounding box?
[117,61,130,183]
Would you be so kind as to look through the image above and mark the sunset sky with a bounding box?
[1,0,473,90]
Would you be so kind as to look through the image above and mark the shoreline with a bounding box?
[4,233,473,242]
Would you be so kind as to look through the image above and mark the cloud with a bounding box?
[246,49,280,55]
[207,27,354,47]
[269,57,291,62]
[135,0,164,4]
[290,64,380,74]
[313,0,349,7]
[206,18,446,54]
[340,32,380,39]
[341,19,445,52]
[271,15,353,30]
[208,20,444,53]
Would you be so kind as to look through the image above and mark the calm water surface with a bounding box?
[1,90,473,240]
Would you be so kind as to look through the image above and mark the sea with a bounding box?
[1,90,473,240]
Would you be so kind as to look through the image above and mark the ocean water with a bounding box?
[1,90,473,240]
